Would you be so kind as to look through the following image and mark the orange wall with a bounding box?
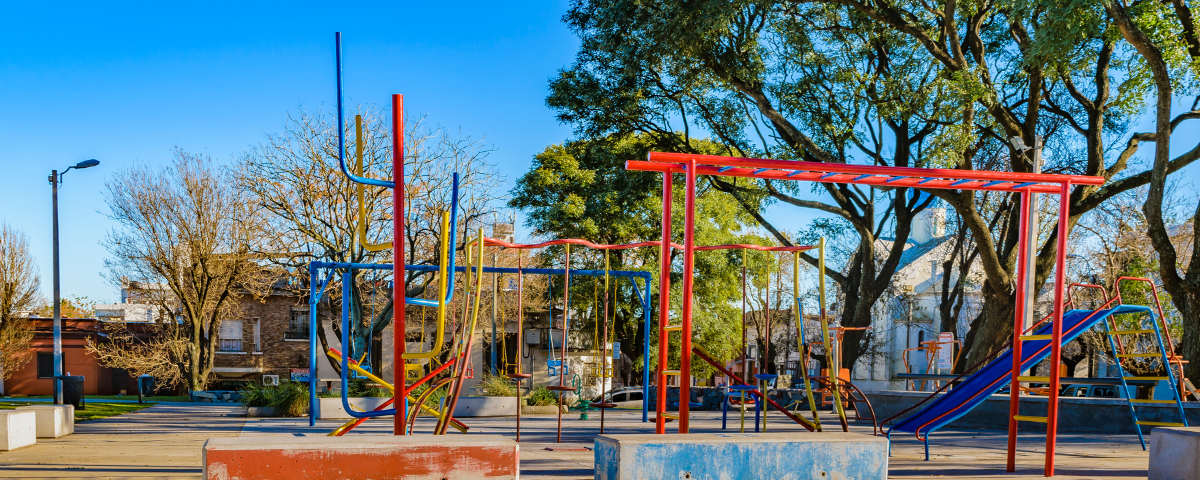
[6,337,118,396]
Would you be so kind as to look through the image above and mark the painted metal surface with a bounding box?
[203,435,518,480]
[594,432,887,480]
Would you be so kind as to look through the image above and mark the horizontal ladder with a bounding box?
[1013,415,1048,423]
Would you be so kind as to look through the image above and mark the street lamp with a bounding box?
[48,159,100,404]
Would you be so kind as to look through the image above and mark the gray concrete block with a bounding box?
[0,410,37,451]
[16,404,73,438]
[595,432,888,480]
[1150,427,1200,480]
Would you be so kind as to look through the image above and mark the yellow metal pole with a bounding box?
[818,237,848,429]
[793,250,822,431]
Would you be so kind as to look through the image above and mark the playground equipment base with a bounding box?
[1150,427,1200,480]
[15,404,73,438]
[203,434,518,480]
[594,432,888,480]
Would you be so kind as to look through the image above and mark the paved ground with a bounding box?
[0,403,1154,478]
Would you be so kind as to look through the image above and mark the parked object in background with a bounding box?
[0,410,36,451]
[14,404,73,438]
[591,387,645,409]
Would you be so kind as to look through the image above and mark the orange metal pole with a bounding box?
[1007,188,1032,471]
[655,172,672,434]
[1045,182,1072,477]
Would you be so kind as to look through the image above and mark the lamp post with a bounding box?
[48,159,100,404]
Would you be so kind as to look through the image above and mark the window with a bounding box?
[286,310,310,340]
[37,352,58,379]
[219,320,243,352]
[253,318,261,352]
[629,392,643,401]
[612,393,628,403]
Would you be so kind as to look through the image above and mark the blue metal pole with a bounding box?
[642,277,652,423]
[309,265,318,426]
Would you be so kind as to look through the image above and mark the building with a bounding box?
[3,317,141,396]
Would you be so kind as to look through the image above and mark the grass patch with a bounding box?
[0,402,153,422]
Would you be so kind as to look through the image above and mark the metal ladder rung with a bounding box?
[1013,415,1048,423]
[1020,335,1052,341]
[663,370,682,376]
[1137,421,1186,427]
[1110,329,1155,335]
[1117,353,1161,358]
[1124,376,1171,381]
[663,324,683,332]
[1130,399,1177,404]
[1017,376,1050,382]
[659,413,679,419]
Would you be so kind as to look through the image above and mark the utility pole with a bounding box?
[48,159,100,405]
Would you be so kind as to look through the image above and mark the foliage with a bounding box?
[239,381,310,417]
[525,385,559,406]
[474,374,516,397]
[34,295,96,319]
[0,222,37,381]
[92,150,271,392]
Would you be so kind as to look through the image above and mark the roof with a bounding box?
[895,236,953,272]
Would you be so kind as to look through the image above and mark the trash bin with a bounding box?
[56,375,85,410]
[137,375,154,402]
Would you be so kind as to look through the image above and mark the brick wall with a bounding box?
[212,292,310,383]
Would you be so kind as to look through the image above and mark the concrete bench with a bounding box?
[595,432,888,480]
[1150,426,1200,480]
[203,434,518,480]
[0,411,37,451]
[16,404,74,438]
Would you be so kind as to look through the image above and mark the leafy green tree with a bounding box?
[510,133,788,381]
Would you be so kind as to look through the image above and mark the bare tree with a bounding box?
[90,150,270,392]
[234,106,502,374]
[0,223,38,381]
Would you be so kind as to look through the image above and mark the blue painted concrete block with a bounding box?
[594,432,887,480]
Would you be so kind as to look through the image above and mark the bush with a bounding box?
[239,381,309,417]
[476,374,516,397]
[526,386,559,406]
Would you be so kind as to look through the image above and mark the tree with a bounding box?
[235,106,502,374]
[1103,0,1200,381]
[552,0,1200,369]
[0,223,38,382]
[35,295,96,318]
[510,133,788,380]
[92,150,269,392]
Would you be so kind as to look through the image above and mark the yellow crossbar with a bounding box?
[1136,421,1185,427]
[1017,376,1050,382]
[1013,415,1048,423]
[1020,335,1052,341]
[1117,353,1160,358]
[1110,330,1155,335]
[1130,399,1176,404]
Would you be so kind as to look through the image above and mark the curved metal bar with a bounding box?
[334,32,393,189]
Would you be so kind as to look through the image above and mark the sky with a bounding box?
[0,2,581,304]
[1,2,1198,306]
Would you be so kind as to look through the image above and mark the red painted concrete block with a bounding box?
[203,434,518,480]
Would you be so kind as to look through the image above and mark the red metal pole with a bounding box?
[655,172,672,434]
[392,94,406,435]
[742,249,748,383]
[680,158,697,434]
[1007,189,1032,471]
[1045,182,1071,477]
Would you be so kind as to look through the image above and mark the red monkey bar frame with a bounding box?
[627,152,1104,477]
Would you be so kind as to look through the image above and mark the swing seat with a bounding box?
[590,402,617,409]
[547,385,577,392]
[505,373,532,379]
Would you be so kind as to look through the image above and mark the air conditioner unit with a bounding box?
[262,375,280,386]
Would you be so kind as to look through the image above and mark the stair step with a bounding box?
[1117,353,1161,358]
[1130,399,1177,404]
[1013,415,1048,423]
[1110,329,1155,335]
[1124,376,1171,381]
[1017,376,1050,382]
[1020,335,1052,341]
[663,325,683,332]
[1136,421,1186,427]
[663,370,682,376]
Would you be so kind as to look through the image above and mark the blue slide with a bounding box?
[888,305,1146,448]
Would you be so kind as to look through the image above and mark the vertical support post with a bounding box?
[742,249,748,383]
[1007,188,1033,472]
[679,159,697,434]
[655,172,672,434]
[1045,182,1072,477]
[1024,137,1042,332]
[50,169,63,405]
[391,94,407,435]
[492,252,498,376]
[642,276,652,423]
[309,266,319,426]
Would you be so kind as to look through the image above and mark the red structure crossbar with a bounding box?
[482,237,814,252]
[628,151,1104,477]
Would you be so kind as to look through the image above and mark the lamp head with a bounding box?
[75,159,100,169]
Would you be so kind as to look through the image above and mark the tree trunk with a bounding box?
[961,282,1017,372]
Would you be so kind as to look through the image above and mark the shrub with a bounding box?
[240,382,271,408]
[239,381,309,417]
[526,385,559,406]
[476,374,516,397]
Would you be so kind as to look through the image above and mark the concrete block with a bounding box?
[1150,426,1200,480]
[203,434,518,480]
[595,432,888,480]
[454,396,518,417]
[317,397,391,420]
[0,411,37,451]
[15,404,74,438]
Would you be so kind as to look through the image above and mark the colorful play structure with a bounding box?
[283,32,1197,480]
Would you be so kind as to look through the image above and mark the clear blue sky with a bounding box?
[1,2,1197,306]
[0,2,579,304]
